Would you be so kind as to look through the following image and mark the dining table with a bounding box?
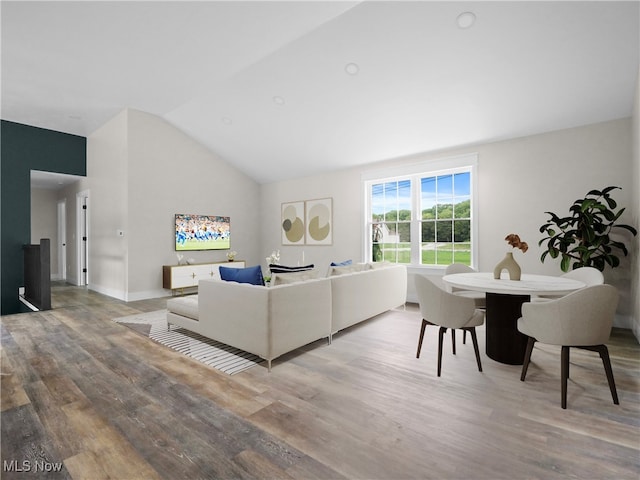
[441,272,585,365]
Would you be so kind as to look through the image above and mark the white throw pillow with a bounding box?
[272,269,318,285]
[328,263,369,276]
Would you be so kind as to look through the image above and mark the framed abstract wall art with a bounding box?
[305,197,332,246]
[281,201,305,245]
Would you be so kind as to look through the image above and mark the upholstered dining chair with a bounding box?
[415,275,484,377]
[518,284,619,409]
[534,266,604,301]
[444,263,485,345]
[444,263,487,308]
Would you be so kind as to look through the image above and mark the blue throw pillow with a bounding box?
[219,265,265,286]
[330,259,352,267]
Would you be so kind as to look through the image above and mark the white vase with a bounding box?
[493,252,521,280]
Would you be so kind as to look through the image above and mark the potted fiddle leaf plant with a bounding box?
[539,186,637,272]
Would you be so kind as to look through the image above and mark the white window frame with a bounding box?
[362,153,478,271]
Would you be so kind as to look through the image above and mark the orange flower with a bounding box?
[505,234,528,253]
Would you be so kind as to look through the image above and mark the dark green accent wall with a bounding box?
[1,120,86,315]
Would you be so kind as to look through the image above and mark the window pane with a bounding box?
[422,205,435,220]
[437,203,453,219]
[398,180,411,220]
[437,174,453,195]
[371,184,384,222]
[384,182,398,221]
[421,221,435,243]
[371,223,384,262]
[398,222,411,242]
[383,222,397,262]
[453,220,471,243]
[452,220,471,266]
[435,220,452,243]
[453,172,470,197]
[376,222,411,264]
[452,244,471,265]
[437,175,453,206]
[421,177,436,215]
[454,199,471,219]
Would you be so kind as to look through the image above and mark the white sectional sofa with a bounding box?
[330,264,407,334]
[166,263,407,370]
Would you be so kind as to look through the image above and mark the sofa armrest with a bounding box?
[198,279,270,359]
[268,277,332,359]
[331,264,407,333]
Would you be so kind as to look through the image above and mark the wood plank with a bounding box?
[0,404,70,479]
[0,347,31,412]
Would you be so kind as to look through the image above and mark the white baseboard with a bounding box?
[613,313,632,330]
[88,284,127,302]
[88,285,169,303]
[126,289,170,302]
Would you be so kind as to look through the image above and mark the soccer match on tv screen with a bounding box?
[175,214,230,251]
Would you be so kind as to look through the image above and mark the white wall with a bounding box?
[30,187,59,278]
[125,109,261,300]
[631,67,640,340]
[62,109,260,300]
[83,109,130,299]
[261,118,635,327]
[260,170,363,275]
[65,109,261,300]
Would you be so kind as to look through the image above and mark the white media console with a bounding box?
[162,260,245,293]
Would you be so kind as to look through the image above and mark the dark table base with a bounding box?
[485,292,530,365]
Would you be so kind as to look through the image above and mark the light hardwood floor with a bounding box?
[1,283,639,479]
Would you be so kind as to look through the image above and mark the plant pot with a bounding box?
[494,252,521,280]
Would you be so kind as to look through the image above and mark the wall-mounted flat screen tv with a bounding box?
[175,214,230,251]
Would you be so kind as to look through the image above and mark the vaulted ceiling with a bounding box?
[2,1,639,184]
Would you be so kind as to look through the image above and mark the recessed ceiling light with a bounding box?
[345,63,360,75]
[221,117,233,126]
[272,96,285,106]
[456,12,476,29]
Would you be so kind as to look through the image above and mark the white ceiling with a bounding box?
[2,1,639,185]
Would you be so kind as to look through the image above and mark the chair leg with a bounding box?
[520,336,536,381]
[437,327,446,377]
[468,327,482,373]
[451,328,456,355]
[597,345,619,405]
[462,330,467,345]
[561,346,570,409]
[416,319,428,358]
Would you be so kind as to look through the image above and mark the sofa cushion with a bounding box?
[328,263,369,276]
[272,269,319,286]
[167,295,199,320]
[220,265,265,286]
[269,263,314,274]
[369,261,394,269]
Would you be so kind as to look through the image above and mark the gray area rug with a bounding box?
[114,310,263,374]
